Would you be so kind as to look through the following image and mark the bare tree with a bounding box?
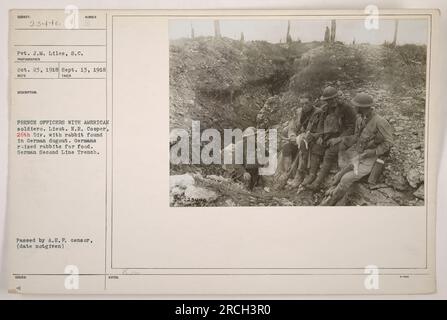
[392,20,399,46]
[240,32,245,42]
[190,23,195,39]
[214,20,221,38]
[286,20,292,43]
[324,26,330,43]
[330,20,336,43]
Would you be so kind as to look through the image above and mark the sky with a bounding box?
[169,18,429,45]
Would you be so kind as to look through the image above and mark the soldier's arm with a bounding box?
[375,117,394,156]
[340,114,362,147]
[306,108,324,139]
[287,118,298,138]
[287,108,303,139]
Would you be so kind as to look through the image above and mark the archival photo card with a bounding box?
[6,9,439,295]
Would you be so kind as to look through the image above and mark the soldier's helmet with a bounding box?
[320,86,339,101]
[351,93,374,108]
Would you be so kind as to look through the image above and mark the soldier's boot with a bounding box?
[320,186,346,206]
[275,173,289,190]
[307,166,330,191]
[302,155,321,186]
[290,170,305,189]
[302,173,316,187]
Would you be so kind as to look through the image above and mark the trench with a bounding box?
[169,38,426,207]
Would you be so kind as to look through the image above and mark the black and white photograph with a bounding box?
[169,17,428,207]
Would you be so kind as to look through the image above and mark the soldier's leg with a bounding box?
[291,141,309,188]
[246,167,259,191]
[321,165,371,205]
[331,164,354,187]
[284,142,298,168]
[302,143,323,186]
[276,142,297,189]
[307,144,339,190]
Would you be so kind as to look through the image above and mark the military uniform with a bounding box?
[222,127,262,191]
[322,93,394,205]
[275,102,317,189]
[288,105,325,186]
[304,87,357,189]
[282,105,316,160]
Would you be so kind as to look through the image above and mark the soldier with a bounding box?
[275,94,317,189]
[289,98,328,188]
[321,93,394,205]
[304,86,357,190]
[222,127,261,191]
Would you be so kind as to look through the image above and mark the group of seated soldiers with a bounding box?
[222,86,394,205]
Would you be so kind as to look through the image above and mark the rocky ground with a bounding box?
[170,37,426,206]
